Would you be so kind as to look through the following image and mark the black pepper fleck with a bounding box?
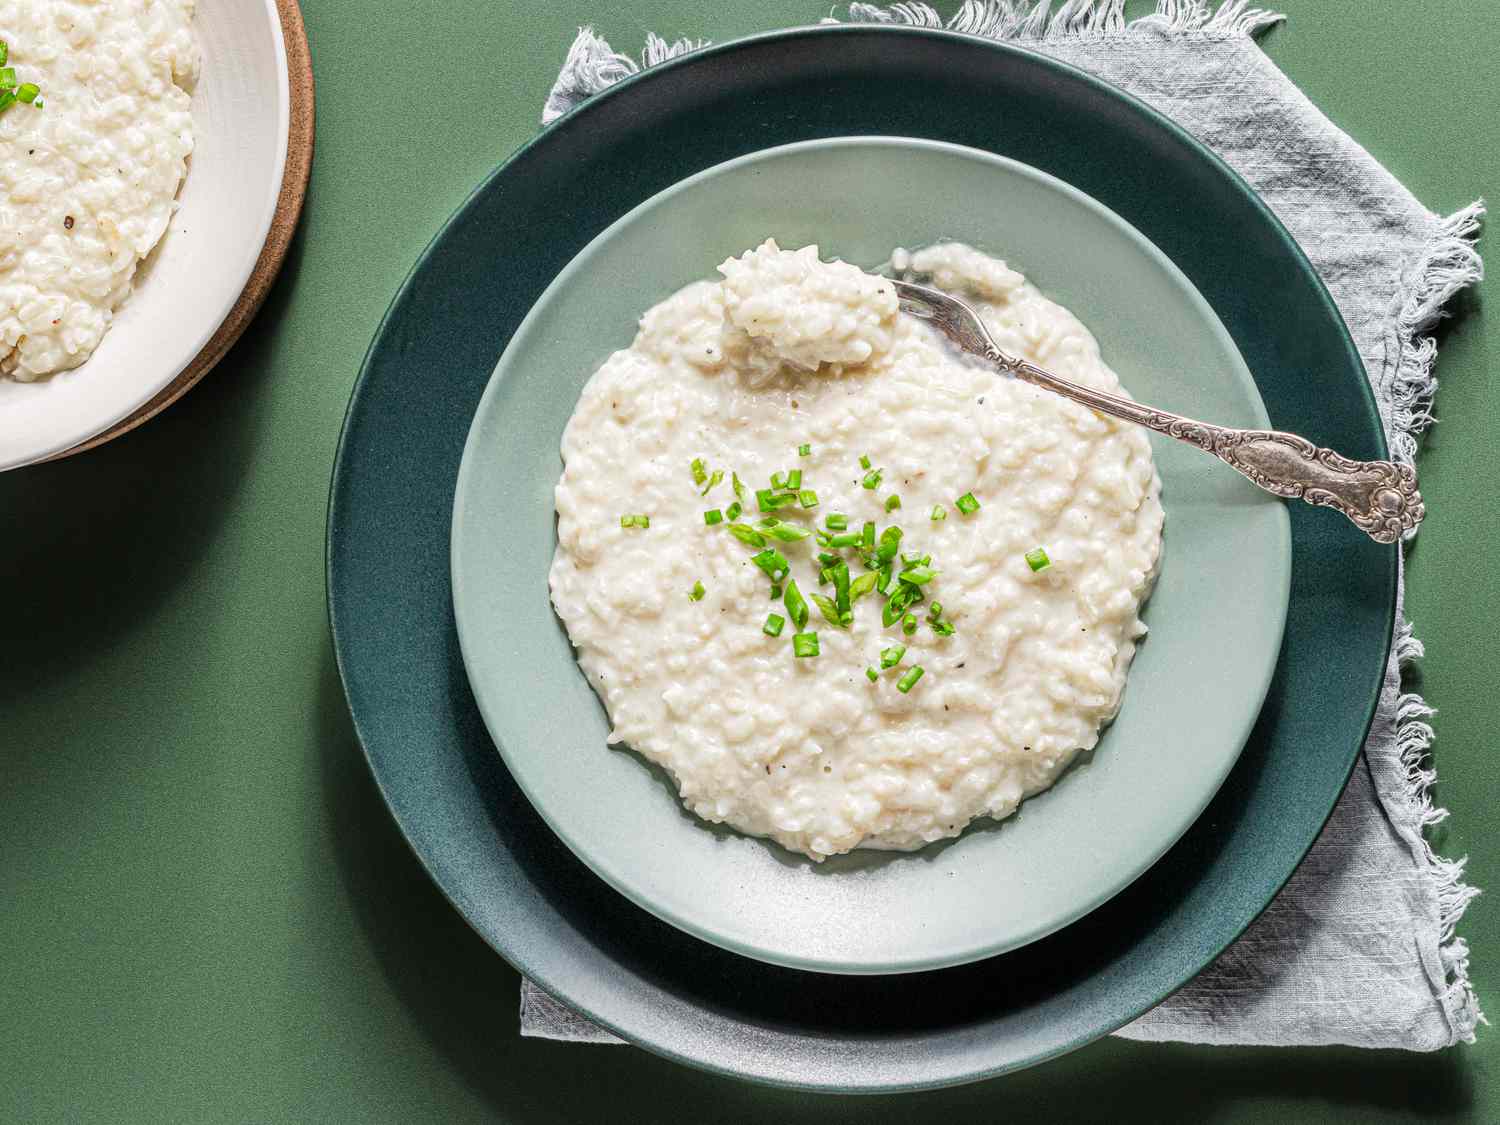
[63,216,74,230]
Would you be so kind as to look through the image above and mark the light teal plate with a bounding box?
[450,137,1291,975]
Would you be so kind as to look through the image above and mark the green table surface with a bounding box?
[3,2,1495,1120]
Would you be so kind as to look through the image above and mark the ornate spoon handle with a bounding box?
[994,350,1423,545]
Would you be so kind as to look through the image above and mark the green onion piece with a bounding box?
[732,471,747,503]
[725,501,742,522]
[784,579,809,630]
[689,581,706,602]
[859,454,872,470]
[814,528,833,548]
[817,567,833,587]
[899,566,938,586]
[896,665,925,693]
[701,468,724,495]
[902,613,918,635]
[691,458,707,486]
[930,505,947,521]
[901,552,932,568]
[927,601,943,619]
[16,82,38,104]
[882,582,921,627]
[759,516,780,528]
[620,514,649,529]
[798,443,812,457]
[771,470,787,489]
[825,532,862,549]
[876,563,893,594]
[763,613,785,637]
[861,469,882,490]
[932,620,956,637]
[866,666,879,683]
[786,469,802,490]
[884,495,901,513]
[849,571,879,601]
[816,550,841,568]
[703,509,723,525]
[875,526,902,564]
[880,645,906,669]
[728,523,767,548]
[0,68,15,90]
[826,514,849,531]
[832,561,852,615]
[798,490,819,509]
[862,521,876,549]
[765,523,812,543]
[1025,547,1051,572]
[0,41,8,66]
[810,593,845,628]
[751,548,790,582]
[757,488,797,513]
[793,632,820,658]
[770,584,782,600]
[956,492,981,515]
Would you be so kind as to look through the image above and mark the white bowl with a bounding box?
[0,0,290,471]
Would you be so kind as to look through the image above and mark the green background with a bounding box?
[2,1,1493,1120]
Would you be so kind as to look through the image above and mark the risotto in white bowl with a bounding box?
[549,239,1164,861]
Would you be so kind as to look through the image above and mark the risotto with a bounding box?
[549,239,1164,860]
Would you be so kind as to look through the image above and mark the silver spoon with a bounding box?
[892,279,1422,544]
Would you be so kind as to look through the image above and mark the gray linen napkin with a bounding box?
[524,0,1484,1050]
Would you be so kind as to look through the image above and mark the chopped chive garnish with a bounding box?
[849,571,879,601]
[880,645,906,669]
[1025,547,1051,572]
[703,509,724,525]
[884,495,901,512]
[689,581,706,602]
[701,468,724,495]
[927,602,943,619]
[875,526,902,564]
[798,443,812,457]
[825,532,862,549]
[732,472,746,503]
[816,551,841,568]
[620,514,650,529]
[902,614,918,635]
[784,579,809,630]
[725,501,742,522]
[901,552,932,568]
[932,620,956,637]
[759,516,779,528]
[691,458,707,487]
[859,454,872,470]
[883,582,922,627]
[896,666,925,693]
[770,583,782,600]
[810,593,845,628]
[771,471,787,489]
[798,490,819,509]
[866,666,879,683]
[793,632,820,658]
[861,469,882,490]
[955,492,981,516]
[728,523,767,548]
[930,505,947,521]
[899,566,938,586]
[764,523,811,542]
[757,488,798,513]
[786,469,802,490]
[826,514,849,531]
[0,67,14,89]
[832,561,852,614]
[751,548,790,582]
[862,521,876,549]
[876,563,893,594]
[764,613,785,637]
[17,82,38,104]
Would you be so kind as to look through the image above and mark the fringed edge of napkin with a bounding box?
[1391,201,1486,1040]
[536,0,1485,1045]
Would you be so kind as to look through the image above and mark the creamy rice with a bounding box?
[0,0,199,382]
[549,241,1163,860]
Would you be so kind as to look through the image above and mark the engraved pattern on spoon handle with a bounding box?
[991,350,1424,545]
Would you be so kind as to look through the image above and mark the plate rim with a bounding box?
[448,132,1294,976]
[328,23,1395,1092]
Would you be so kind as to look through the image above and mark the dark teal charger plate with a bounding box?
[328,26,1396,1091]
